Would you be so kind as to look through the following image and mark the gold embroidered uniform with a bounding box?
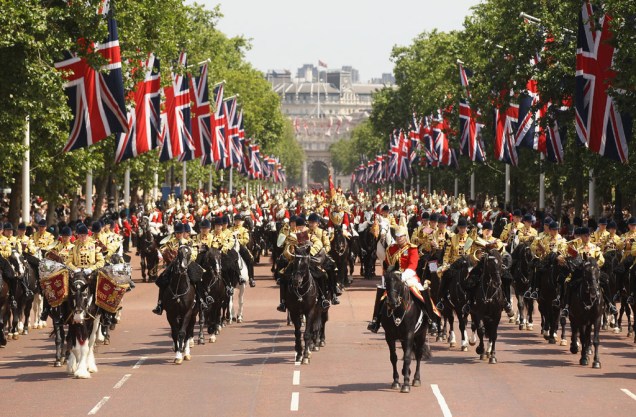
[66,240,105,270]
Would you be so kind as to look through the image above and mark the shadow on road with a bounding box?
[310,382,395,394]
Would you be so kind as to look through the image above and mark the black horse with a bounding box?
[359,223,379,280]
[600,249,620,331]
[470,249,506,364]
[416,247,446,342]
[161,245,197,364]
[0,263,10,348]
[537,252,567,345]
[330,224,350,289]
[269,221,284,273]
[381,268,432,393]
[439,257,471,350]
[511,242,536,331]
[138,226,160,283]
[567,256,603,368]
[285,244,322,364]
[6,251,37,339]
[348,232,361,276]
[196,246,226,343]
[66,270,101,378]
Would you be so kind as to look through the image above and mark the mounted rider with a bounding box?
[367,225,438,333]
[559,227,616,317]
[435,217,470,310]
[307,212,340,305]
[528,221,566,299]
[591,217,609,245]
[276,216,324,312]
[66,223,105,273]
[16,223,38,255]
[32,219,55,256]
[230,214,256,288]
[499,209,524,247]
[518,214,538,243]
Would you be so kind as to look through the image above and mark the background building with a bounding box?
[267,64,390,189]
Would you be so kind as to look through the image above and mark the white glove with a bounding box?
[401,268,415,282]
[283,218,289,224]
[74,269,81,273]
[84,268,93,275]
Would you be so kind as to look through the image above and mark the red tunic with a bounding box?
[386,244,420,280]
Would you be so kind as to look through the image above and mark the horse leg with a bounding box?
[302,309,318,364]
[181,309,194,361]
[526,299,534,330]
[488,319,499,364]
[570,323,579,354]
[385,337,400,389]
[53,315,65,366]
[580,325,591,366]
[87,315,101,373]
[74,326,91,379]
[475,320,486,359]
[21,298,33,335]
[592,318,601,368]
[67,327,78,375]
[448,313,456,348]
[141,257,147,282]
[399,336,413,393]
[458,310,469,351]
[412,335,424,387]
[517,295,525,329]
[197,305,205,345]
[237,283,245,323]
[292,313,303,363]
[559,315,568,346]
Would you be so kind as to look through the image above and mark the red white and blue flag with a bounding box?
[55,9,127,152]
[189,62,212,164]
[115,53,160,163]
[159,52,194,162]
[211,83,228,166]
[494,97,520,166]
[432,113,452,167]
[575,1,631,163]
[458,63,486,162]
[224,96,240,168]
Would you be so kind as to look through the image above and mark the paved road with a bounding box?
[1,255,635,417]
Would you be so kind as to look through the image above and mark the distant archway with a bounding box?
[310,160,330,185]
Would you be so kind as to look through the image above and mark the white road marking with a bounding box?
[113,374,131,389]
[431,384,452,417]
[622,388,636,401]
[88,397,110,415]
[290,392,299,411]
[292,370,300,385]
[132,356,147,369]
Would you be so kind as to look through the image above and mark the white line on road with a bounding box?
[292,370,300,385]
[622,388,636,401]
[132,357,147,369]
[290,392,299,411]
[88,397,110,415]
[113,374,131,389]
[431,384,452,417]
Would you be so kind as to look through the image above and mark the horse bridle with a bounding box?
[386,273,410,326]
[579,259,600,311]
[290,250,314,301]
[168,246,192,300]
[480,252,503,304]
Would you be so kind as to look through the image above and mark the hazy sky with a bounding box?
[191,0,481,82]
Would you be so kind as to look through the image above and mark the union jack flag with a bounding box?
[190,63,212,164]
[224,97,242,168]
[55,11,127,152]
[458,63,486,162]
[408,114,422,167]
[115,53,160,163]
[396,130,411,179]
[211,83,228,166]
[494,99,520,166]
[432,114,452,167]
[575,1,631,163]
[159,53,194,162]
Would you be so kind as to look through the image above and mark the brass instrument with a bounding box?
[45,250,64,264]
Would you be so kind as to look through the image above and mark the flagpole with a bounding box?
[454,177,459,198]
[505,164,511,207]
[153,170,158,201]
[124,167,130,210]
[86,169,93,217]
[208,166,213,193]
[470,172,475,200]
[539,153,545,212]
[427,173,431,194]
[22,116,30,224]
[302,159,308,190]
[588,169,595,219]
[229,166,234,194]
[182,162,187,198]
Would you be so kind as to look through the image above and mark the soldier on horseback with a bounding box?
[435,217,470,310]
[367,225,437,333]
[276,216,324,312]
[66,223,105,273]
[230,214,256,288]
[528,221,566,299]
[560,227,617,317]
[33,219,55,256]
[16,223,38,255]
[307,212,340,305]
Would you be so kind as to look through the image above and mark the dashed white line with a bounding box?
[87,396,110,415]
[132,356,147,369]
[113,374,131,389]
[622,388,636,401]
[290,392,299,411]
[292,370,300,385]
[431,384,452,417]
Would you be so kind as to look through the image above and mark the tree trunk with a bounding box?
[46,196,58,227]
[8,172,22,227]
[69,194,80,222]
[93,174,109,220]
[574,172,584,218]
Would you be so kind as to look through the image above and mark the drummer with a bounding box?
[66,223,105,274]
[49,226,75,264]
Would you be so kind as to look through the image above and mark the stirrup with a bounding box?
[608,304,618,315]
[552,297,561,307]
[367,319,380,333]
[461,303,471,315]
[530,290,538,300]
[321,299,331,309]
[560,307,569,318]
[249,279,256,288]
[332,296,340,305]
[152,305,163,315]
[523,290,532,299]
[436,301,444,311]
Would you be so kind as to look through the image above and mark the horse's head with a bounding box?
[333,226,347,254]
[291,244,311,290]
[176,245,192,273]
[579,256,601,300]
[205,246,222,276]
[384,267,407,310]
[69,271,94,324]
[483,248,503,285]
[9,250,25,277]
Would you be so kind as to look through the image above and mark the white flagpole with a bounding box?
[454,178,459,198]
[588,169,595,218]
[229,166,234,194]
[505,164,511,206]
[539,153,545,211]
[153,170,158,201]
[208,166,213,192]
[124,167,130,209]
[182,162,187,197]
[470,172,475,200]
[427,173,431,194]
[86,169,93,216]
[22,116,30,224]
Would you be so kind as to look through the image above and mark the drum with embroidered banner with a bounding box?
[38,259,70,308]
[95,263,132,313]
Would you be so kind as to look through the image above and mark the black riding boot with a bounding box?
[40,298,51,322]
[526,264,540,299]
[277,276,287,312]
[600,277,618,315]
[367,287,385,333]
[436,273,449,310]
[424,290,438,332]
[554,275,566,307]
[152,287,165,315]
[194,281,211,310]
[561,282,571,318]
[328,268,340,304]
